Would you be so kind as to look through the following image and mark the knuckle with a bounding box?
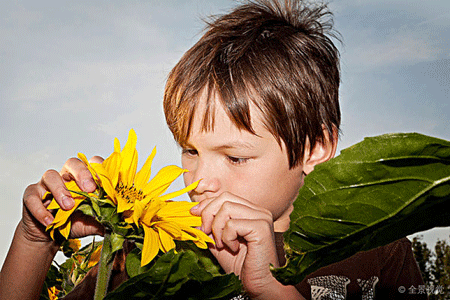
[200,211,211,224]
[66,157,81,165]
[89,155,104,163]
[42,169,58,181]
[219,191,232,199]
[224,218,234,229]
[260,218,274,232]
[75,167,92,179]
[23,183,38,196]
[263,208,273,220]
[55,185,69,195]
[22,188,34,205]
[222,200,233,211]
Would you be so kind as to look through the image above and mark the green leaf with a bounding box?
[98,204,117,222]
[273,133,450,285]
[105,249,242,300]
[175,241,223,275]
[91,198,102,217]
[109,232,125,256]
[77,204,96,218]
[125,248,151,278]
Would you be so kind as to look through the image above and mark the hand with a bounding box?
[20,156,105,244]
[190,192,294,299]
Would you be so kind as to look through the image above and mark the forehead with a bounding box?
[187,93,258,142]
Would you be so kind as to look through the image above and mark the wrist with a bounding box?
[16,220,60,255]
[252,277,305,300]
[0,222,60,300]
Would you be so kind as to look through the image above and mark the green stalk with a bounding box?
[94,230,115,300]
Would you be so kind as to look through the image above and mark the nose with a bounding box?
[189,159,221,197]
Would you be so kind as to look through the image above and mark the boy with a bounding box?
[0,0,425,299]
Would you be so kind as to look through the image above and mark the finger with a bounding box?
[41,169,75,210]
[211,202,273,248]
[221,219,275,261]
[70,211,105,238]
[189,197,213,216]
[193,192,272,234]
[191,192,271,216]
[23,184,55,227]
[89,156,104,164]
[60,157,97,192]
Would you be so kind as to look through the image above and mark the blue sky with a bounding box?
[1,0,449,267]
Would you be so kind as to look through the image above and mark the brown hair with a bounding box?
[164,0,341,168]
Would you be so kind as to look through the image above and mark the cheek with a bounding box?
[242,165,303,219]
[182,167,194,187]
[227,168,279,207]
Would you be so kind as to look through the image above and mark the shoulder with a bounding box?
[377,237,412,259]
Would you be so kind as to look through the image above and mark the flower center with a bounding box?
[116,182,144,203]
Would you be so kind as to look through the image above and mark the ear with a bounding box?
[302,127,338,175]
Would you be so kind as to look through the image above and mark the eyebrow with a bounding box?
[211,140,256,151]
[181,140,257,151]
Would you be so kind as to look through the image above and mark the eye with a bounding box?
[226,155,250,165]
[182,148,198,156]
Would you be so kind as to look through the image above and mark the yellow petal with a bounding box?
[142,226,159,266]
[64,180,81,190]
[119,129,138,186]
[181,226,215,248]
[132,199,146,226]
[46,181,83,210]
[77,153,100,186]
[48,286,60,300]
[159,180,199,202]
[116,194,133,214]
[91,163,118,205]
[47,198,60,210]
[50,198,84,227]
[134,147,156,188]
[168,216,203,227]
[156,201,198,218]
[157,227,176,253]
[59,220,72,239]
[65,181,85,199]
[143,165,186,200]
[68,239,81,252]
[154,221,182,239]
[87,244,102,268]
[48,227,56,240]
[114,137,121,153]
[102,152,121,188]
[140,201,164,226]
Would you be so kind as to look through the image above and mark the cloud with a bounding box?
[344,33,440,72]
[333,0,450,72]
[14,60,168,107]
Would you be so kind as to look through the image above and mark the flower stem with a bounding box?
[94,230,115,300]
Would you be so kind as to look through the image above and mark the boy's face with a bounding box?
[181,95,305,231]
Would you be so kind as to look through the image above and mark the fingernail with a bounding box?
[62,196,74,209]
[82,179,96,191]
[190,204,199,213]
[43,216,53,227]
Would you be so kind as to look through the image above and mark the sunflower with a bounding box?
[48,286,60,300]
[84,129,213,265]
[46,129,213,266]
[137,200,213,266]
